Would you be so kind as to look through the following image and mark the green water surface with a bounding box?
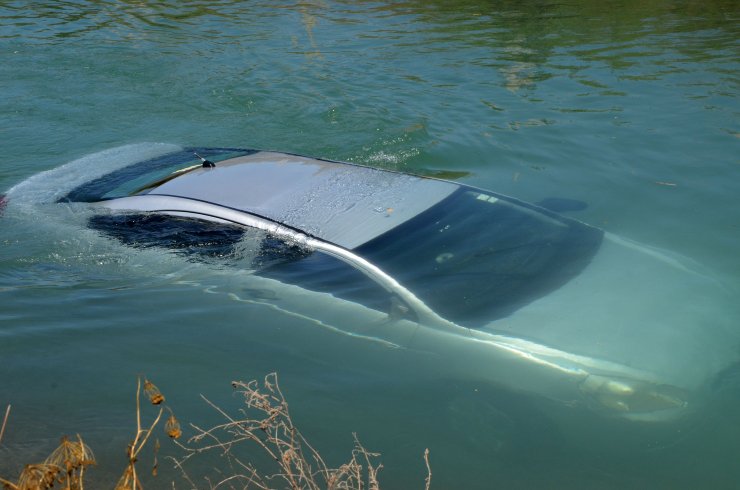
[1,1,739,488]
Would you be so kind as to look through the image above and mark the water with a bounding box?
[1,0,739,488]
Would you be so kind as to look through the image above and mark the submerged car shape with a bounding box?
[14,144,738,423]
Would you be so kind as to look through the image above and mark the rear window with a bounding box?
[88,213,311,266]
[59,147,255,203]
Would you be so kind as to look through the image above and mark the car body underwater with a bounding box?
[9,143,740,426]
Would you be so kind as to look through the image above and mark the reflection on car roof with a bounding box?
[151,152,458,249]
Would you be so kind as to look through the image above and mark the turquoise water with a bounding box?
[1,1,739,488]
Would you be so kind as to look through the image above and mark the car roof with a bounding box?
[148,151,459,249]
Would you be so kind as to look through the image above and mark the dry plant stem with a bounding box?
[199,395,280,462]
[0,404,10,444]
[128,377,144,489]
[125,377,164,489]
[167,373,432,490]
[0,475,18,489]
[175,374,395,490]
[5,373,435,490]
[164,450,198,489]
[77,434,87,490]
[355,434,381,490]
[423,448,431,490]
[265,377,326,488]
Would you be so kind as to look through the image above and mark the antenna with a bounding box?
[193,151,215,168]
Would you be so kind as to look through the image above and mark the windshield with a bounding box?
[358,189,603,326]
[264,188,603,327]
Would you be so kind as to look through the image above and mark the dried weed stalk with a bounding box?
[171,373,430,490]
[0,405,10,445]
[1,374,431,490]
[0,435,95,490]
[116,377,181,490]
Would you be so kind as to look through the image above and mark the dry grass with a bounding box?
[115,377,181,490]
[0,405,10,445]
[0,435,95,490]
[0,374,431,490]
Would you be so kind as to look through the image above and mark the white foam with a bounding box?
[0,143,212,286]
[6,143,182,206]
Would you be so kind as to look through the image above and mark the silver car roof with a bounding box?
[149,151,458,249]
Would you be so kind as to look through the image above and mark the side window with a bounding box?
[89,213,315,268]
[259,250,419,345]
[259,250,399,316]
[88,213,247,259]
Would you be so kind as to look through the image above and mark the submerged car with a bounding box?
[11,144,739,424]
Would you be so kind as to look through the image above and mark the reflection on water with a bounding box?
[1,0,739,488]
